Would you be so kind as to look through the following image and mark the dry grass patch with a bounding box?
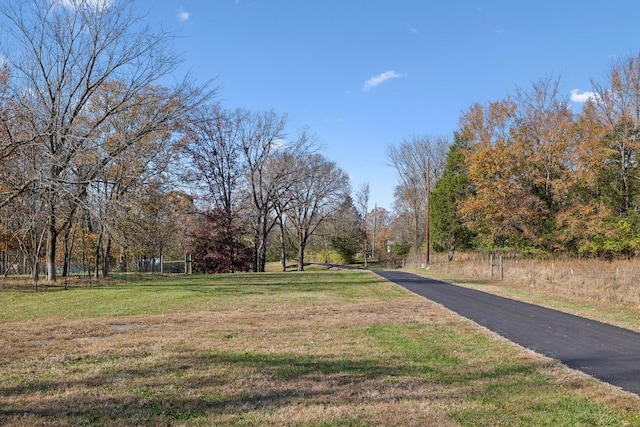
[0,270,638,426]
[420,255,640,331]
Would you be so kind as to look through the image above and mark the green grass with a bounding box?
[0,269,639,426]
[0,270,397,323]
[365,322,626,425]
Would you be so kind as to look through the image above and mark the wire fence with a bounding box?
[0,251,193,279]
[421,252,640,307]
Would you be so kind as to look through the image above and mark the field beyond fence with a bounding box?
[420,252,640,310]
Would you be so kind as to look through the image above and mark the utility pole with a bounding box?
[425,160,430,265]
[372,204,377,259]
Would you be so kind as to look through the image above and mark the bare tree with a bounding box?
[589,53,640,213]
[0,65,40,210]
[256,127,318,271]
[182,106,248,271]
[514,76,573,204]
[238,110,287,272]
[354,182,370,267]
[271,151,297,272]
[285,153,350,271]
[386,134,449,261]
[0,0,211,281]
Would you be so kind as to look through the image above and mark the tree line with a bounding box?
[12,0,632,283]
[390,52,640,261]
[0,0,362,283]
[181,105,352,273]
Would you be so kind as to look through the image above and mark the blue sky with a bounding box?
[136,0,640,211]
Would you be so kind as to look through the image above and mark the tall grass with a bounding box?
[421,252,640,324]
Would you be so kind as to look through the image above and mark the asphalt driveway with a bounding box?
[375,269,640,396]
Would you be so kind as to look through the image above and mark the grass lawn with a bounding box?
[1,269,639,426]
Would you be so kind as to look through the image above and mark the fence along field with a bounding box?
[0,249,192,281]
[421,252,640,309]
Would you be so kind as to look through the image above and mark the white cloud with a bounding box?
[408,27,418,35]
[570,89,596,103]
[272,138,287,150]
[362,71,404,91]
[58,0,113,11]
[177,9,190,21]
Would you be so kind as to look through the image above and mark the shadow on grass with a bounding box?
[0,347,552,426]
[0,351,415,425]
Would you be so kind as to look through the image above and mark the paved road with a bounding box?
[374,269,640,396]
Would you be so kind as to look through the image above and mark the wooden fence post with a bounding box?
[490,253,494,278]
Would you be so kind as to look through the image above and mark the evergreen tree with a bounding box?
[327,196,365,264]
[429,134,475,260]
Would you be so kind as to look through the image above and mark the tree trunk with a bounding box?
[257,242,265,272]
[95,230,102,279]
[81,220,89,278]
[46,214,57,282]
[32,254,39,291]
[62,243,69,278]
[250,223,259,272]
[363,237,368,268]
[253,211,270,273]
[103,233,112,278]
[297,241,305,271]
[297,248,304,271]
[120,248,128,273]
[279,216,287,272]
[447,234,456,262]
[62,221,74,278]
[258,219,269,272]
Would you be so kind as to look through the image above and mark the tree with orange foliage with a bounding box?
[458,77,576,252]
[561,53,640,257]
[458,98,546,248]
